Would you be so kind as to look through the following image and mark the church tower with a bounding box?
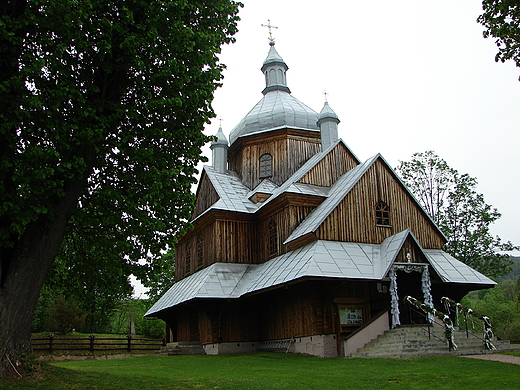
[227,42,322,190]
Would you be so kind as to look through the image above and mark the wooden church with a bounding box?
[146,41,495,357]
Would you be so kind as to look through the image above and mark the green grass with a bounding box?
[2,353,520,389]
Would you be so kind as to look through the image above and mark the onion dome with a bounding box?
[229,42,319,145]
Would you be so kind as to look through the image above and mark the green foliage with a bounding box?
[46,295,86,335]
[141,248,176,302]
[0,0,241,370]
[109,299,165,337]
[1,0,241,276]
[463,278,520,340]
[396,151,518,278]
[478,1,520,81]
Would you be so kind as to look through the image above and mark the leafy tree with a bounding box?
[478,1,520,81]
[396,151,518,278]
[463,281,520,340]
[141,247,176,302]
[43,226,135,333]
[46,295,86,335]
[0,0,240,376]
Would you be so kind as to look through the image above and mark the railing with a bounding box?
[405,304,446,344]
[404,296,496,351]
[258,337,295,353]
[31,334,166,354]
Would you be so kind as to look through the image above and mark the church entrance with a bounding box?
[396,270,426,325]
[388,263,433,328]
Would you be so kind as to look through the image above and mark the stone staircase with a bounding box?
[350,326,511,359]
[155,341,206,356]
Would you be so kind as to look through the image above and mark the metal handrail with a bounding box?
[406,304,446,344]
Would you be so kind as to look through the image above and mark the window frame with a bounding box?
[375,201,391,227]
[259,153,273,179]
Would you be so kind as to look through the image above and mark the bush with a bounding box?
[46,295,86,334]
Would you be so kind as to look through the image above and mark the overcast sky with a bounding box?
[205,0,520,252]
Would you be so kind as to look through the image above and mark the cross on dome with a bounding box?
[261,19,278,43]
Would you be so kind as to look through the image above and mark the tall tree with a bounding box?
[0,0,240,376]
[478,0,520,80]
[396,151,518,279]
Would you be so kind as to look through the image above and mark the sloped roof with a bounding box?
[247,179,279,199]
[145,230,494,317]
[145,263,254,316]
[284,154,379,245]
[283,153,447,246]
[423,249,495,285]
[194,166,259,219]
[229,90,319,145]
[196,139,354,219]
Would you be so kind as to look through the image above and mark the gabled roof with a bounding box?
[247,179,279,199]
[257,139,356,210]
[284,153,447,246]
[284,154,379,245]
[195,139,356,219]
[146,230,495,317]
[193,166,259,220]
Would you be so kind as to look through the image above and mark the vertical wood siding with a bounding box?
[315,159,445,248]
[192,173,220,219]
[298,143,359,186]
[175,223,216,281]
[214,220,256,263]
[256,205,315,262]
[228,133,321,189]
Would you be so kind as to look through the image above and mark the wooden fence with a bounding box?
[31,334,166,353]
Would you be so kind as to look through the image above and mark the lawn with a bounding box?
[2,352,520,389]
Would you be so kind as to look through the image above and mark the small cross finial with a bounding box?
[323,90,329,102]
[261,19,278,43]
[217,116,224,128]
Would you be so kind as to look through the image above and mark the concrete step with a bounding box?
[155,342,206,356]
[350,326,508,359]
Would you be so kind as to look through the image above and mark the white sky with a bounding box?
[205,0,520,251]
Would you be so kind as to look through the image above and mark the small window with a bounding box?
[185,247,191,275]
[259,154,273,179]
[375,201,390,226]
[268,219,278,257]
[197,235,203,269]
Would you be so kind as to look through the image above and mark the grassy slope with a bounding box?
[2,353,520,390]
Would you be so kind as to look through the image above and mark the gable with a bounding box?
[315,158,445,248]
[192,170,220,219]
[298,141,360,187]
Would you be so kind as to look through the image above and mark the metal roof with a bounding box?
[145,231,494,317]
[424,249,495,285]
[194,166,259,219]
[229,90,319,145]
[284,154,379,245]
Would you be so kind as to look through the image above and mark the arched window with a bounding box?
[269,219,278,257]
[197,235,204,269]
[185,247,191,275]
[259,154,273,179]
[375,201,391,226]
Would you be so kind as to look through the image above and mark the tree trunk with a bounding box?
[0,177,87,377]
